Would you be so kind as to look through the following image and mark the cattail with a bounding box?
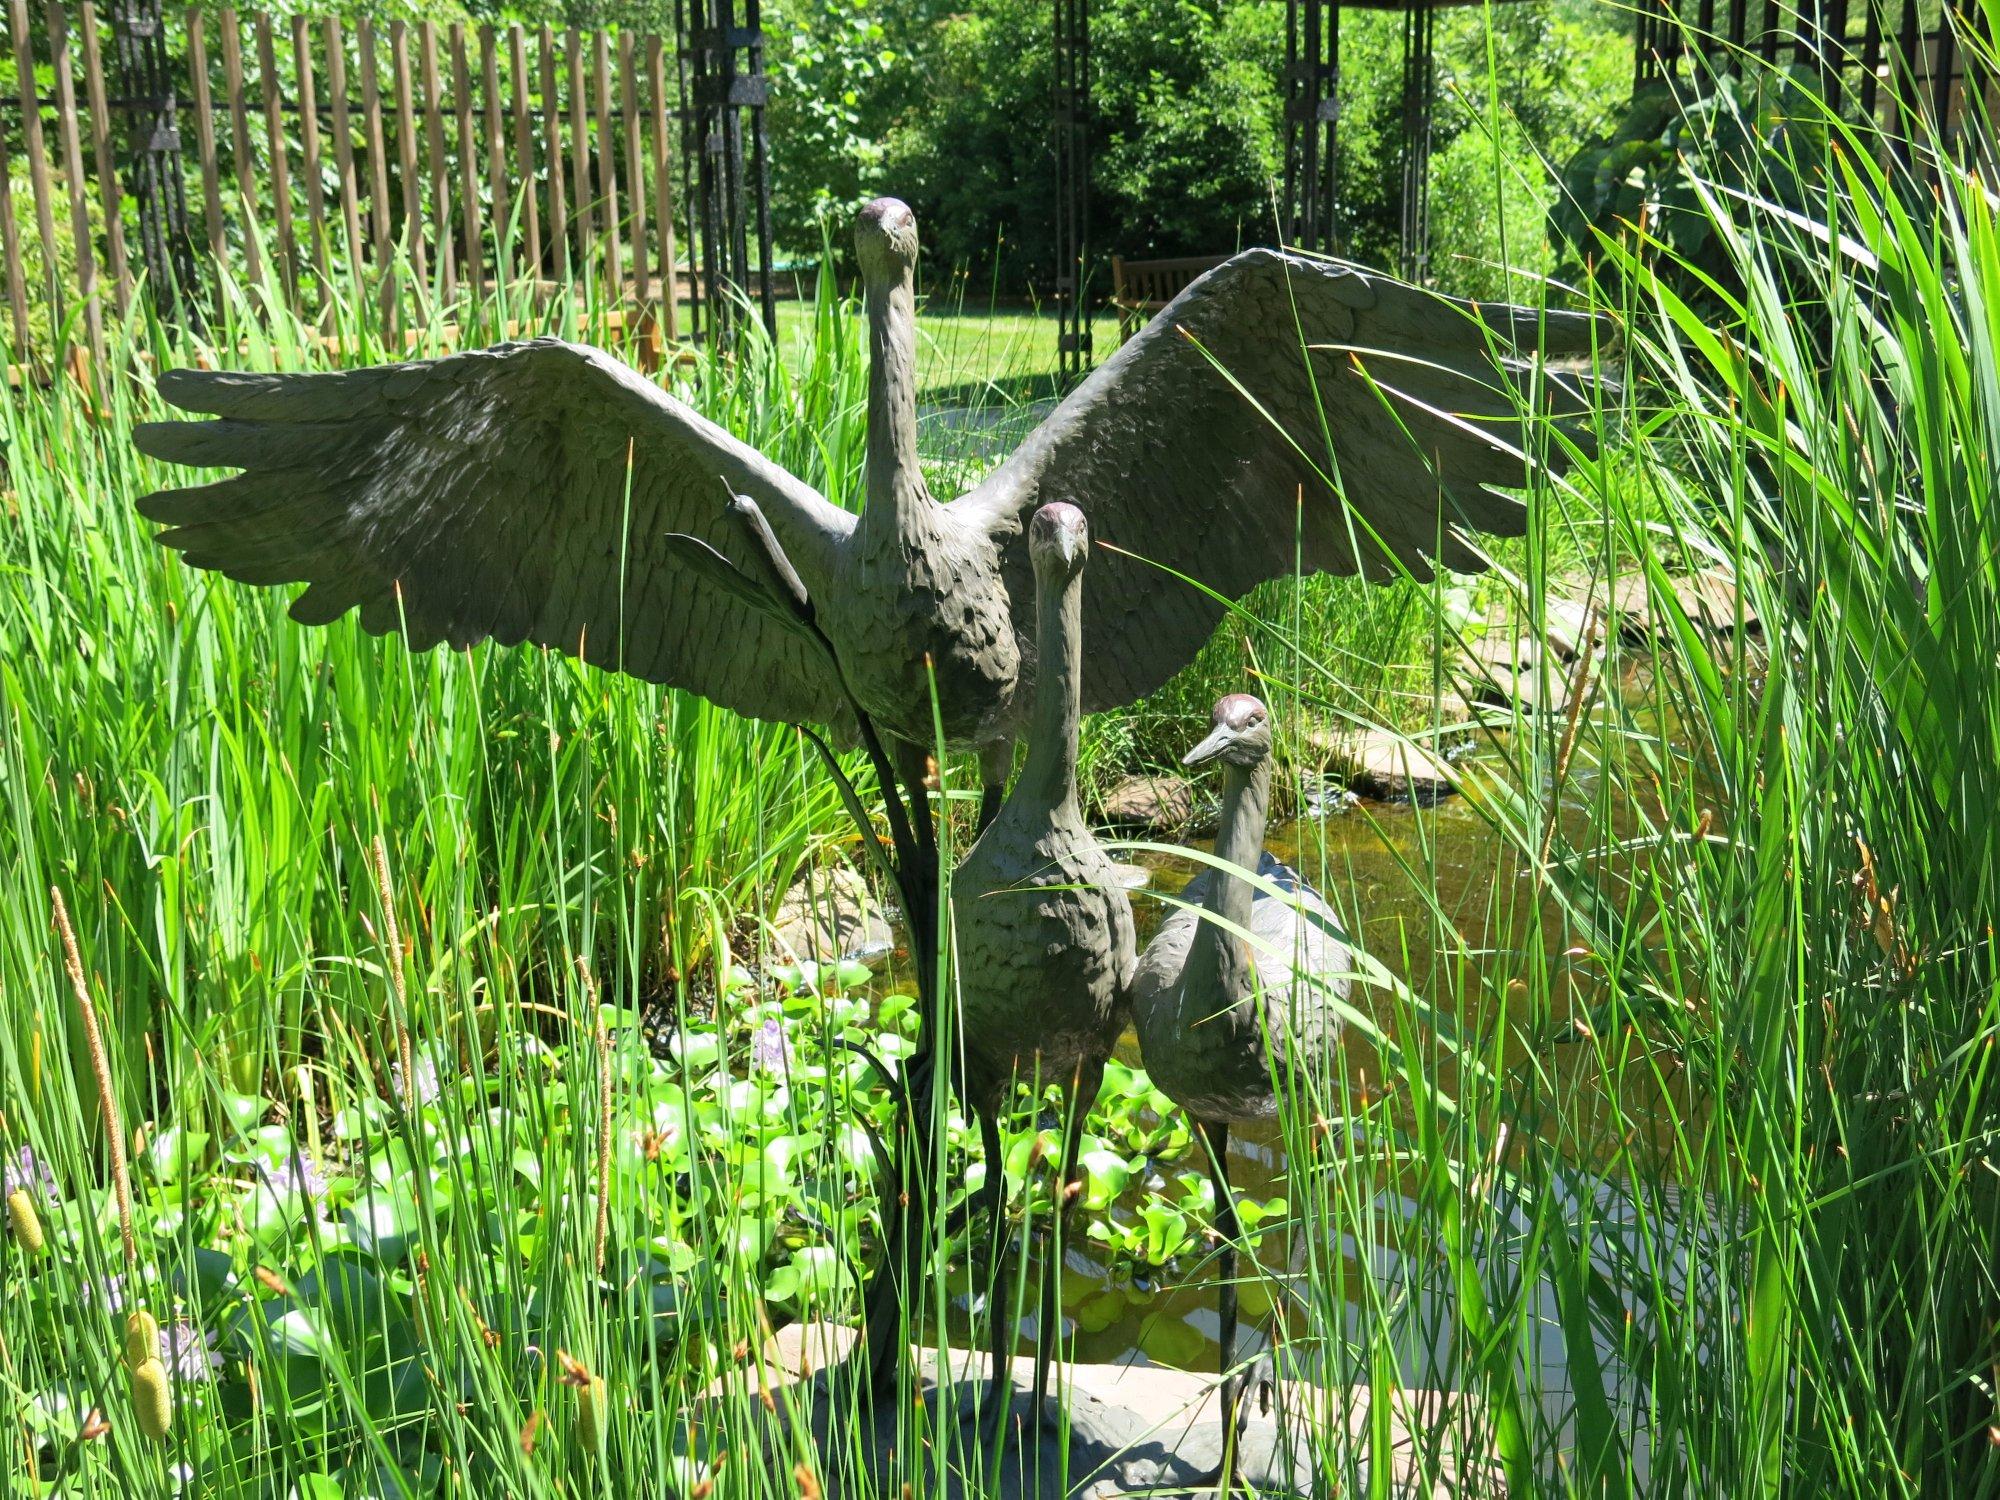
[576,1372,608,1452]
[370,838,415,1105]
[53,887,134,1268]
[582,961,612,1276]
[5,1190,44,1254]
[124,1309,160,1372]
[794,1461,822,1500]
[130,1356,172,1441]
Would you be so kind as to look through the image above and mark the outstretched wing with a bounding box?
[135,339,855,728]
[958,250,1602,712]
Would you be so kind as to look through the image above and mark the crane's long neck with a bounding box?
[1013,562,1083,817]
[861,267,930,544]
[1191,757,1270,1001]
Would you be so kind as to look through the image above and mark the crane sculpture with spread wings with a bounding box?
[134,198,1595,821]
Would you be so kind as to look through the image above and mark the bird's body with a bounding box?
[1130,693,1351,1478]
[132,198,1598,820]
[948,502,1134,1432]
[952,822,1134,1113]
[1133,848,1347,1125]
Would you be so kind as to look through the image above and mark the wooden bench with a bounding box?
[1110,253,1231,342]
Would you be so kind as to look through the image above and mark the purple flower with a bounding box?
[83,1273,127,1313]
[159,1319,223,1383]
[1,1146,56,1204]
[391,1055,441,1108]
[748,1018,792,1075]
[258,1152,327,1200]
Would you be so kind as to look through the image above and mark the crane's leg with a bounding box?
[1031,1058,1102,1429]
[978,1106,1017,1438]
[977,740,1013,832]
[1201,1117,1245,1494]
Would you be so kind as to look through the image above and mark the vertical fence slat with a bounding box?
[621,31,649,310]
[358,19,391,279]
[292,14,330,289]
[391,21,426,288]
[479,27,510,287]
[647,34,678,342]
[48,1,104,357]
[10,0,65,327]
[540,28,569,279]
[187,11,226,273]
[567,30,593,268]
[450,24,483,299]
[0,147,29,354]
[254,13,299,308]
[419,21,455,302]
[593,30,621,301]
[219,8,264,288]
[79,2,129,312]
[325,19,363,271]
[509,26,541,279]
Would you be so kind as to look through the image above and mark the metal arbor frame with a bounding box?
[109,0,198,327]
[1053,0,1093,381]
[675,0,777,345]
[1281,0,1445,277]
[1053,0,1461,377]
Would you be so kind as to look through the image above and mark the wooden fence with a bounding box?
[1,6,693,369]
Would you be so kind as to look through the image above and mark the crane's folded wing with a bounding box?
[958,250,1604,713]
[134,339,857,729]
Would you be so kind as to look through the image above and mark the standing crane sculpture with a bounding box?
[132,198,1595,827]
[949,501,1135,1437]
[1132,693,1352,1482]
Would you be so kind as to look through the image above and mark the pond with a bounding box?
[841,706,1701,1393]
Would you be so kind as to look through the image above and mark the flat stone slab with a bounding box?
[1096,774,1196,834]
[703,1322,1494,1498]
[769,862,892,968]
[1309,729,1458,803]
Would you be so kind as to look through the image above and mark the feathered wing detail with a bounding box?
[959,250,1602,713]
[134,339,856,727]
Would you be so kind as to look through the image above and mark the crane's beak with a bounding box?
[1182,724,1235,767]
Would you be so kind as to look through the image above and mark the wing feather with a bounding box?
[135,339,856,728]
[959,250,1602,712]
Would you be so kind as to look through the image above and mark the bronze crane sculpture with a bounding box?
[1132,693,1352,1482]
[949,501,1136,1436]
[132,199,1595,827]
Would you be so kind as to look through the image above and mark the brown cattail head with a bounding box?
[5,1190,44,1254]
[131,1357,172,1441]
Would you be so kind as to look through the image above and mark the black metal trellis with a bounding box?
[676,0,776,346]
[1282,0,1341,254]
[1053,0,1092,382]
[1396,0,1436,281]
[109,0,197,327]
